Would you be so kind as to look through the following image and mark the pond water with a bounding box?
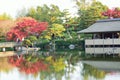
[0,52,120,80]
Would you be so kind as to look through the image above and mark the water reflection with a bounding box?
[0,53,120,80]
[0,57,14,72]
[82,64,106,80]
[82,61,120,80]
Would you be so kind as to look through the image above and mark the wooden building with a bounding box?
[78,18,120,55]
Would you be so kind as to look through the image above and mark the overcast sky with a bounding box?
[0,0,120,18]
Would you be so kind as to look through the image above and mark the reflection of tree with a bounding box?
[64,62,75,80]
[8,54,67,80]
[0,57,14,73]
[8,54,48,74]
[7,53,82,80]
[40,71,64,80]
[82,64,106,80]
[63,53,80,80]
[40,56,66,80]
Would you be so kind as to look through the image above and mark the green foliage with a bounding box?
[28,36,37,43]
[26,4,64,24]
[36,39,84,51]
[22,39,32,46]
[44,24,65,40]
[18,4,80,42]
[25,5,69,41]
[83,64,106,79]
[22,36,38,47]
[76,1,108,30]
[0,37,6,42]
[63,24,79,39]
[16,1,110,42]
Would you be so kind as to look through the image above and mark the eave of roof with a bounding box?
[77,18,120,34]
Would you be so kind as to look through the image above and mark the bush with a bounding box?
[36,39,84,51]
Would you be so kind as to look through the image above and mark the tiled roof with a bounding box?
[78,18,120,33]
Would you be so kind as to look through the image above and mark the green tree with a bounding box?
[18,4,82,51]
[26,5,66,38]
[26,4,64,24]
[42,24,65,40]
[76,0,108,30]
[25,5,69,51]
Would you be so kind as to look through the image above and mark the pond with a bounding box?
[0,51,120,80]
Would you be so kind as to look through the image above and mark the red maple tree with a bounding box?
[102,8,120,18]
[6,17,48,41]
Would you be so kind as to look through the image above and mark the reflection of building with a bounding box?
[78,18,120,54]
[82,61,120,72]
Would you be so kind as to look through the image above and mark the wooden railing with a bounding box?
[85,38,120,45]
[85,38,120,54]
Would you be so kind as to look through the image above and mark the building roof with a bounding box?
[77,18,120,34]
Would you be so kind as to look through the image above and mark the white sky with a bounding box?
[0,0,120,18]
